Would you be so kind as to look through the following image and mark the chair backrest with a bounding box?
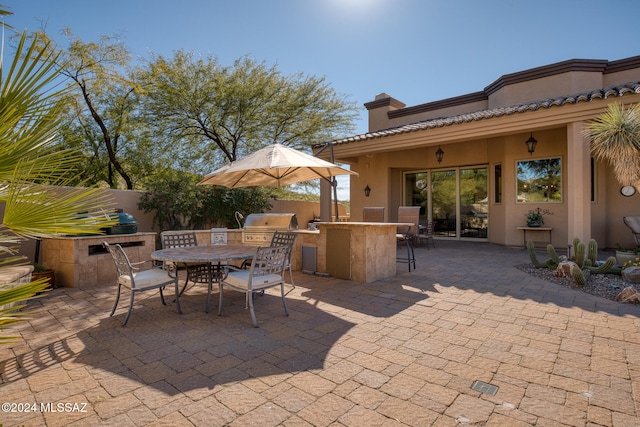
[270,231,297,257]
[161,231,198,249]
[270,230,296,246]
[363,207,385,222]
[247,245,289,286]
[103,241,134,283]
[398,206,420,235]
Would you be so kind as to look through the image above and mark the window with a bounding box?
[516,157,562,203]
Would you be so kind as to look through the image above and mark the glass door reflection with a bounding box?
[431,170,457,237]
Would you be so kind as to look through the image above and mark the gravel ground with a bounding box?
[515,263,640,304]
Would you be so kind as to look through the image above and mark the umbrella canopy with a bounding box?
[198,143,357,188]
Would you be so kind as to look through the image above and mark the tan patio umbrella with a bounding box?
[198,143,357,220]
[198,143,356,188]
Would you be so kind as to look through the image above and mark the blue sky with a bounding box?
[5,0,640,199]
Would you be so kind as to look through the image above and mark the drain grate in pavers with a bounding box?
[471,380,499,396]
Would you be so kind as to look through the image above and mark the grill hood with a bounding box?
[243,213,298,230]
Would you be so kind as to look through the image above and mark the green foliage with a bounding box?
[526,211,544,225]
[527,238,620,289]
[0,279,50,343]
[0,24,116,342]
[588,239,598,265]
[615,242,640,254]
[571,265,590,286]
[32,263,48,273]
[137,173,272,231]
[547,245,561,265]
[587,257,617,274]
[584,103,640,187]
[137,52,358,169]
[575,241,585,268]
[526,241,549,268]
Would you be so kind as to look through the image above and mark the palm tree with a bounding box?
[0,23,116,342]
[584,102,640,187]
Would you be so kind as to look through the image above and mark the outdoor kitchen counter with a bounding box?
[41,232,157,288]
[193,224,402,283]
[314,222,400,283]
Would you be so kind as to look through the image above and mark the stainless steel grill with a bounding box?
[242,213,298,245]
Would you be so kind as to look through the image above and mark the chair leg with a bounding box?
[410,241,416,270]
[248,290,259,327]
[159,287,166,305]
[288,265,295,287]
[405,239,412,272]
[280,282,289,317]
[110,285,122,317]
[174,278,182,315]
[122,291,135,326]
[206,278,213,314]
[217,283,224,316]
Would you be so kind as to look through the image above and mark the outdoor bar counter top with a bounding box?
[219,223,400,283]
[313,222,399,283]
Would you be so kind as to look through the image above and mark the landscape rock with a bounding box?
[615,286,640,303]
[621,266,640,284]
[554,261,577,278]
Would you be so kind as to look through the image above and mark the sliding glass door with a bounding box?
[431,170,457,237]
[404,166,488,240]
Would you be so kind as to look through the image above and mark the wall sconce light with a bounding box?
[364,184,371,197]
[525,133,537,155]
[435,146,444,164]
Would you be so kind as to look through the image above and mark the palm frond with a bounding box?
[0,279,49,343]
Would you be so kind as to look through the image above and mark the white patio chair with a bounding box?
[218,245,289,327]
[104,242,179,326]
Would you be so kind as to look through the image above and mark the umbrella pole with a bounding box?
[330,145,339,222]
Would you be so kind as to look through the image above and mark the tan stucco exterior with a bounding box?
[316,56,640,249]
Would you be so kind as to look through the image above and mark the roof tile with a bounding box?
[320,81,640,147]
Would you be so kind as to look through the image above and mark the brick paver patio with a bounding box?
[1,241,639,426]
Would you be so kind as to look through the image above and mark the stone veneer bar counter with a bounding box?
[316,222,398,283]
[41,232,157,288]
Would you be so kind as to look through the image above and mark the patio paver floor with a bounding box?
[1,240,639,426]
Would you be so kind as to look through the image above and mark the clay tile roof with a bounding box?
[318,81,640,147]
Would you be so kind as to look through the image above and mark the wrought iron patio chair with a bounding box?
[218,245,289,327]
[161,231,218,296]
[104,242,179,326]
[270,230,297,287]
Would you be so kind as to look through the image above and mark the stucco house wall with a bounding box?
[316,55,640,249]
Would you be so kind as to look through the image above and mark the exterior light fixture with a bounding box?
[435,146,444,164]
[525,133,537,155]
[364,184,371,197]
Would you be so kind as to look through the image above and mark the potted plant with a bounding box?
[526,209,544,227]
[615,243,640,266]
[32,263,56,289]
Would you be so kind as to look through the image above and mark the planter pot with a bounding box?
[527,221,541,227]
[32,269,56,288]
[615,250,639,266]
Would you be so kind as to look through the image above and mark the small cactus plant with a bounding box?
[526,238,620,286]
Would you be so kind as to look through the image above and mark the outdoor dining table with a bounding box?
[151,244,258,314]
